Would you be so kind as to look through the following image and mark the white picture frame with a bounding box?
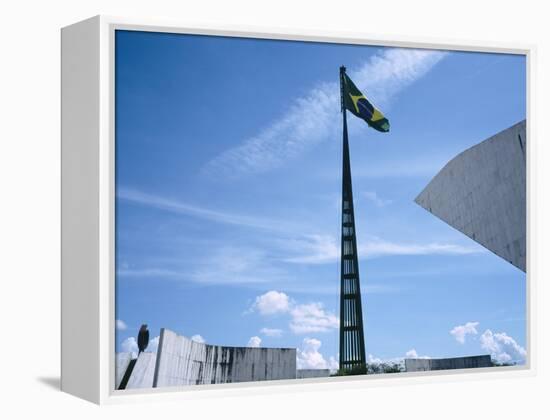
[61,15,535,405]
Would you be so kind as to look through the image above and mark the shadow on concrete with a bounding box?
[37,376,61,390]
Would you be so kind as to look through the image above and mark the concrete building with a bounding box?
[117,328,297,389]
[125,352,156,389]
[296,369,331,379]
[415,120,526,272]
[116,352,157,389]
[153,329,296,387]
[405,355,492,372]
[115,353,133,389]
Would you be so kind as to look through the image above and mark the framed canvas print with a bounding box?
[61,16,533,404]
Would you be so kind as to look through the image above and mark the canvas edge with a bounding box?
[61,15,102,404]
[59,14,536,405]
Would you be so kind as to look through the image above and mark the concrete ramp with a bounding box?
[415,120,526,272]
[125,352,157,389]
[116,353,133,389]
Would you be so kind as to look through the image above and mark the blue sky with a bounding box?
[114,30,526,369]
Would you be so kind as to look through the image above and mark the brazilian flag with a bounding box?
[342,73,390,133]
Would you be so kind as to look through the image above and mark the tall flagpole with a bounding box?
[339,66,367,373]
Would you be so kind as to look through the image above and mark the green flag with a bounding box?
[342,73,390,133]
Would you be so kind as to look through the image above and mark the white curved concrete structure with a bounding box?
[415,120,526,272]
[152,329,297,387]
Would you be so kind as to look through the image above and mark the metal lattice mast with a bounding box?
[339,66,367,372]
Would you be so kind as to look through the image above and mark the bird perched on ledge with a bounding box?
[137,324,149,354]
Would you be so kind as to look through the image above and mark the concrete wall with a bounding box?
[405,355,492,372]
[415,120,526,272]
[296,369,330,379]
[115,353,132,389]
[125,352,157,389]
[153,329,297,387]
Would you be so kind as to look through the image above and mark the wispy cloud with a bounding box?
[203,48,447,179]
[361,238,483,259]
[119,246,285,286]
[282,234,339,264]
[313,154,455,181]
[117,187,288,232]
[189,246,286,285]
[289,302,339,334]
[353,155,452,179]
[260,327,283,337]
[117,268,185,279]
[284,234,483,264]
[363,191,392,207]
[277,283,401,296]
[117,187,482,287]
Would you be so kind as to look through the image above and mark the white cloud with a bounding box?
[204,83,338,179]
[450,321,479,344]
[260,327,283,337]
[296,338,337,370]
[191,334,205,344]
[121,337,138,358]
[348,155,453,179]
[250,291,291,315]
[120,335,160,357]
[249,291,337,335]
[448,322,526,365]
[148,336,160,353]
[116,267,186,279]
[117,187,482,289]
[366,354,406,373]
[118,187,288,233]
[247,336,262,348]
[203,48,446,178]
[119,246,287,286]
[480,329,526,364]
[367,354,405,365]
[328,356,339,372]
[364,191,392,207]
[289,302,338,334]
[361,239,482,259]
[283,234,339,264]
[405,349,418,358]
[405,348,430,359]
[367,354,384,365]
[116,319,127,331]
[191,246,286,285]
[285,234,483,264]
[116,268,182,279]
[367,353,408,371]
